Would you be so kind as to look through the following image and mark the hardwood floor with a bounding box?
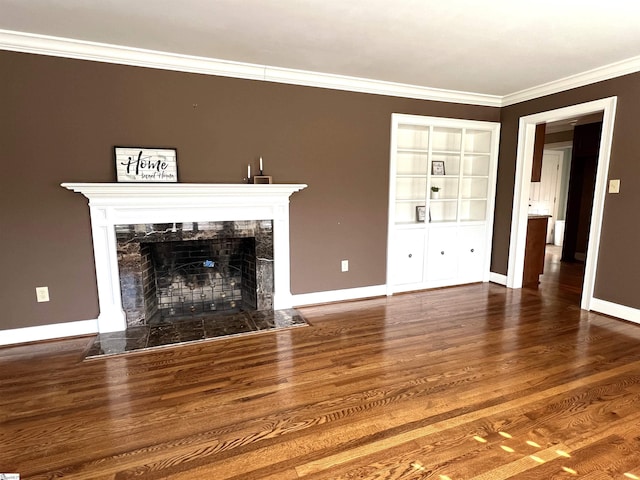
[2,259,640,479]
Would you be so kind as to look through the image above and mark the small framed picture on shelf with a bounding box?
[431,160,445,175]
[416,205,426,222]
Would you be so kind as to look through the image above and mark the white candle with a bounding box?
[248,164,251,179]
[259,156,263,172]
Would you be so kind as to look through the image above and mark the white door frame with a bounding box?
[506,97,617,311]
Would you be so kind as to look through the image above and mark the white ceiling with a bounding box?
[1,0,640,100]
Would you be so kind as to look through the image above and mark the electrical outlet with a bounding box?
[609,179,620,194]
[341,260,349,272]
[36,286,50,302]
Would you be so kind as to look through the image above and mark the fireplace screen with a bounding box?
[116,220,274,327]
[149,239,253,322]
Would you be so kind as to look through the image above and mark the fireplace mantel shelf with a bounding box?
[62,182,307,333]
[62,182,307,194]
[62,182,307,201]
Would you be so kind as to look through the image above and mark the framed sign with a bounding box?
[431,160,445,176]
[114,147,178,182]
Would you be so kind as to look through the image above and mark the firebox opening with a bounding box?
[116,220,274,328]
[143,238,257,324]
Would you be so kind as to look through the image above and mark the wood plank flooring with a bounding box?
[2,253,640,479]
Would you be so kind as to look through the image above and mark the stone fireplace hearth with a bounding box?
[84,308,309,358]
[62,183,307,333]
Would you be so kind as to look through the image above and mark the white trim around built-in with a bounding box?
[0,29,501,107]
[0,319,98,346]
[506,97,617,313]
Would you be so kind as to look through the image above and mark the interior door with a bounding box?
[529,150,563,243]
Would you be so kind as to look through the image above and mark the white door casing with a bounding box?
[506,97,617,312]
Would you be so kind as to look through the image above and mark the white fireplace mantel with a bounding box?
[62,182,307,333]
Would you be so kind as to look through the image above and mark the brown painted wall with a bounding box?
[545,130,573,144]
[1,50,499,331]
[492,72,640,308]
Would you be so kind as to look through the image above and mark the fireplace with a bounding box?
[61,183,307,333]
[117,220,273,326]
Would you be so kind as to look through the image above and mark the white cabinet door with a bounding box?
[457,225,486,283]
[425,227,458,283]
[391,230,425,285]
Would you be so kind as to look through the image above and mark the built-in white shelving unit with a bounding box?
[387,114,500,293]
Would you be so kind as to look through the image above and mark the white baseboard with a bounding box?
[0,319,98,346]
[489,272,508,286]
[590,298,640,324]
[4,295,635,346]
[292,285,387,307]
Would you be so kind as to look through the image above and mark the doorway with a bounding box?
[506,97,617,311]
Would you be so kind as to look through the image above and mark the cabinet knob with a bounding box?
[441,251,445,255]
[408,253,412,258]
[471,248,474,253]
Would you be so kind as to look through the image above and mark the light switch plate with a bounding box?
[609,179,620,194]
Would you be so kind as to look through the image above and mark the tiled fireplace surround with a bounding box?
[62,183,307,333]
[117,220,273,326]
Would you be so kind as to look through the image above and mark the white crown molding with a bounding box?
[3,29,640,112]
[0,29,501,107]
[502,55,640,106]
[264,66,501,106]
[0,29,266,79]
